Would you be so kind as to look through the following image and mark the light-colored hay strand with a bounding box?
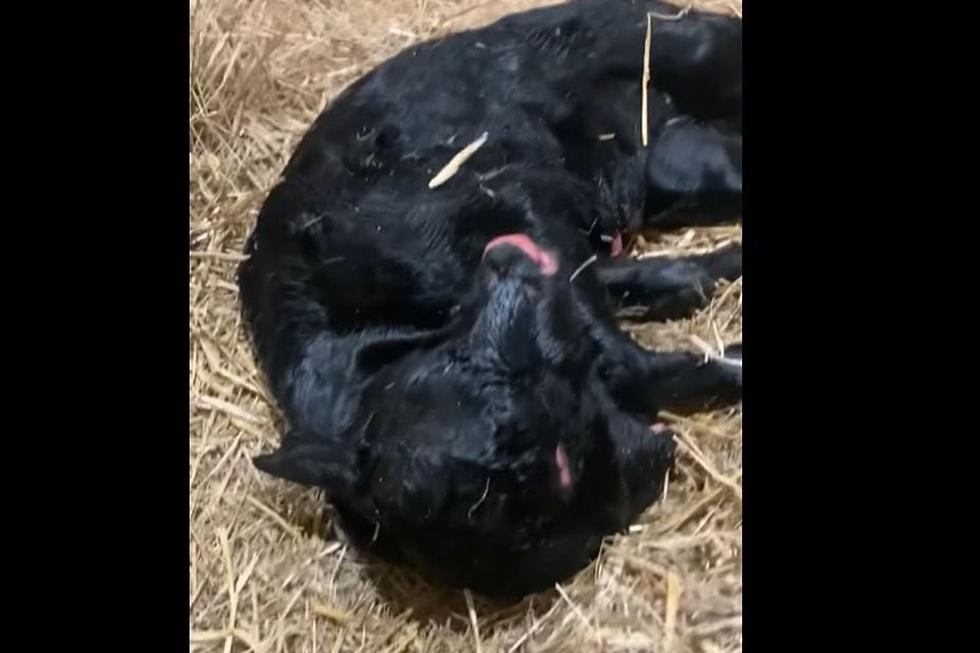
[428,131,489,188]
[642,13,653,147]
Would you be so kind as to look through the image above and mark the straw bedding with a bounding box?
[190,1,743,651]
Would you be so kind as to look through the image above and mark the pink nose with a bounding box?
[482,233,559,276]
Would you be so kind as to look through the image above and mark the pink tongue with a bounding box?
[555,444,573,489]
[610,233,624,257]
[650,423,667,433]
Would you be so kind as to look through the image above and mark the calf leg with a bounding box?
[643,346,742,415]
[598,243,741,321]
[595,326,741,417]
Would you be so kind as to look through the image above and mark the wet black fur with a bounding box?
[238,0,742,599]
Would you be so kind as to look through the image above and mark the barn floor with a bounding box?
[190,1,743,651]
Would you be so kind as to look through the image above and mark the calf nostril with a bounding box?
[484,266,500,285]
[484,251,509,279]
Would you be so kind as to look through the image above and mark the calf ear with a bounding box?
[594,417,677,532]
[253,429,358,496]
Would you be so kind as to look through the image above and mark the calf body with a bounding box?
[239,0,742,599]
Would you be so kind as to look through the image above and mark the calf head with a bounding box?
[253,231,676,596]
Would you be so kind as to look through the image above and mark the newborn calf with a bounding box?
[239,0,742,599]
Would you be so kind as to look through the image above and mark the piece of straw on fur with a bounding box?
[569,254,598,282]
[641,13,652,147]
[650,4,692,21]
[428,131,489,188]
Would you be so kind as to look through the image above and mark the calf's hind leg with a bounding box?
[597,242,740,322]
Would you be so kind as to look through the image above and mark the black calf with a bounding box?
[239,0,742,599]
